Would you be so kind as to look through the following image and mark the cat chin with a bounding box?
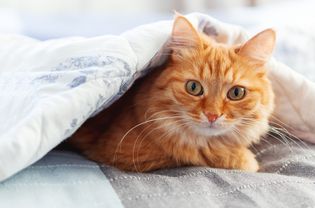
[176,125,231,147]
[191,124,232,137]
[195,127,229,137]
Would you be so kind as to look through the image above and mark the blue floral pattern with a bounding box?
[68,76,87,88]
[31,55,132,92]
[35,54,136,137]
[53,55,131,73]
[32,74,60,84]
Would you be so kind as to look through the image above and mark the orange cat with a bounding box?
[69,15,275,172]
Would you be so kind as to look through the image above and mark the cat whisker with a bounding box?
[269,127,309,155]
[229,125,260,154]
[266,117,311,153]
[229,127,248,146]
[238,119,295,154]
[267,131,294,154]
[141,122,191,172]
[268,115,311,151]
[113,115,187,164]
[259,135,273,147]
[269,115,295,130]
[134,118,189,172]
[132,122,156,172]
[269,123,311,151]
[133,119,182,171]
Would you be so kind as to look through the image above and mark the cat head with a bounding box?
[149,15,275,146]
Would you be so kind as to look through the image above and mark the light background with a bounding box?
[0,0,306,39]
[0,0,287,13]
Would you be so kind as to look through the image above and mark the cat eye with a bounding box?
[185,80,203,96]
[227,86,246,101]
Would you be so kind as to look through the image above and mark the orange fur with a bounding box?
[68,16,275,172]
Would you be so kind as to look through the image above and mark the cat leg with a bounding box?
[120,157,179,172]
[84,141,179,172]
[199,146,259,172]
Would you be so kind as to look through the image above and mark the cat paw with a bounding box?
[241,157,259,172]
[239,150,259,172]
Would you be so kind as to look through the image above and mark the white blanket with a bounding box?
[0,13,314,181]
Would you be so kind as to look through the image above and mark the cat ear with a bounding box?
[171,14,201,48]
[237,29,276,65]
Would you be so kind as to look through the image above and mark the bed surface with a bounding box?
[1,1,315,207]
[1,138,314,208]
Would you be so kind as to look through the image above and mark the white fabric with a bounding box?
[0,13,314,181]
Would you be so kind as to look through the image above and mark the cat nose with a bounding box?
[205,113,219,122]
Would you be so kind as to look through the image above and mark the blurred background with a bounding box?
[0,0,313,39]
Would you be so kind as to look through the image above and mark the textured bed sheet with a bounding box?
[1,138,314,208]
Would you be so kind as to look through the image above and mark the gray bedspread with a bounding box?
[1,136,314,208]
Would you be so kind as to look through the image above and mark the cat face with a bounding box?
[152,16,275,145]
